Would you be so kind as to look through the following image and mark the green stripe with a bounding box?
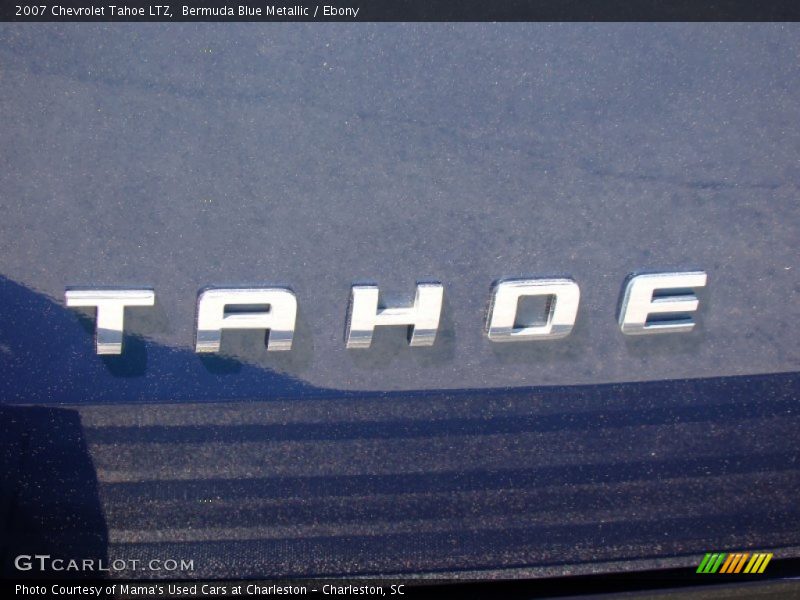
[703,554,718,573]
[696,554,713,573]
[709,553,727,573]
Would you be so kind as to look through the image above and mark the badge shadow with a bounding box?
[1,405,108,578]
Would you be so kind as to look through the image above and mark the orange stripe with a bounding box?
[728,553,743,573]
[719,554,736,573]
[733,553,749,573]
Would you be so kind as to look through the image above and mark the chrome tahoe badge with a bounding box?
[65,271,707,355]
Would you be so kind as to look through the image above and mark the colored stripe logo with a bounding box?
[696,552,773,574]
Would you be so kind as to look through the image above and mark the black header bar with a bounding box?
[4,0,800,22]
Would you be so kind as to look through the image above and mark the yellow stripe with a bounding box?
[734,553,749,573]
[750,554,766,573]
[757,553,773,573]
[720,554,736,573]
[743,554,760,573]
